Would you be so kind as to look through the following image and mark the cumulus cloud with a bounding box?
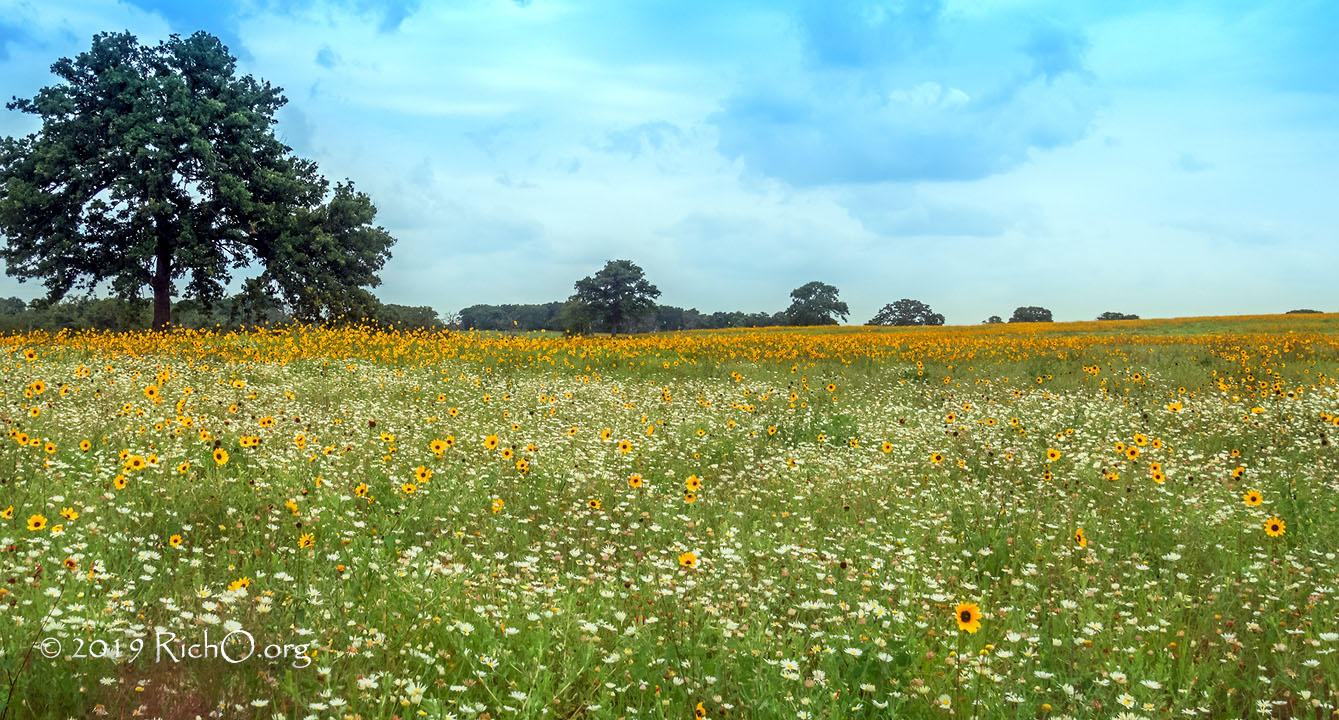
[714,71,1098,184]
[0,20,30,61]
[121,0,249,56]
[261,0,422,33]
[796,0,941,66]
[838,186,1024,238]
[601,122,685,158]
[1024,20,1090,83]
[712,3,1100,185]
[315,44,339,68]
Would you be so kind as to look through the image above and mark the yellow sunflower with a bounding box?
[954,602,982,633]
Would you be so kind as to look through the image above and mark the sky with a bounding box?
[1,0,1337,324]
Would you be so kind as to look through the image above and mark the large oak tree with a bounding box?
[785,281,848,326]
[0,31,394,329]
[868,298,945,326]
[569,259,660,336]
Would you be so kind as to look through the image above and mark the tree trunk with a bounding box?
[151,238,172,331]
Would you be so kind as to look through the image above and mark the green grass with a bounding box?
[2,318,1338,719]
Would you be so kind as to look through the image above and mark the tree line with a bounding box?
[517,259,1156,334]
[0,292,445,333]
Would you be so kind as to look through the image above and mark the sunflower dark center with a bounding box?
[960,610,972,622]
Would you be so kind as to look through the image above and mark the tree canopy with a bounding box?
[785,281,848,326]
[869,298,944,326]
[569,259,661,335]
[1009,306,1053,323]
[1096,311,1140,321]
[0,31,394,329]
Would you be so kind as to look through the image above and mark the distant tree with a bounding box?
[224,277,288,327]
[513,301,563,331]
[377,304,442,330]
[738,311,776,327]
[0,31,394,330]
[1285,308,1322,314]
[78,297,151,330]
[1009,306,1053,323]
[983,315,1004,324]
[455,302,566,331]
[655,305,687,332]
[558,298,595,335]
[569,259,661,335]
[0,296,25,316]
[458,304,508,331]
[785,281,848,326]
[704,311,731,329]
[869,298,945,326]
[0,296,151,332]
[1096,311,1140,321]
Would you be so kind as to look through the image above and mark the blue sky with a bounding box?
[1,0,1336,323]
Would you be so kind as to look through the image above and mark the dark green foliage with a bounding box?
[558,298,595,335]
[653,305,687,331]
[0,290,440,332]
[983,315,1004,324]
[785,281,848,326]
[1009,306,1053,323]
[1097,311,1140,321]
[220,277,288,327]
[638,308,784,332]
[0,296,151,332]
[0,292,286,332]
[256,181,395,325]
[869,298,945,326]
[451,301,789,334]
[1286,308,1322,314]
[0,31,393,330]
[569,259,661,335]
[375,303,443,330]
[458,302,564,331]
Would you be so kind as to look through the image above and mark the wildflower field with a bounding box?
[3,314,1339,720]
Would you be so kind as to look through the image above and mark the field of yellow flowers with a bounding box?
[3,315,1338,719]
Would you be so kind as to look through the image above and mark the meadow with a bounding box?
[2,314,1338,720]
